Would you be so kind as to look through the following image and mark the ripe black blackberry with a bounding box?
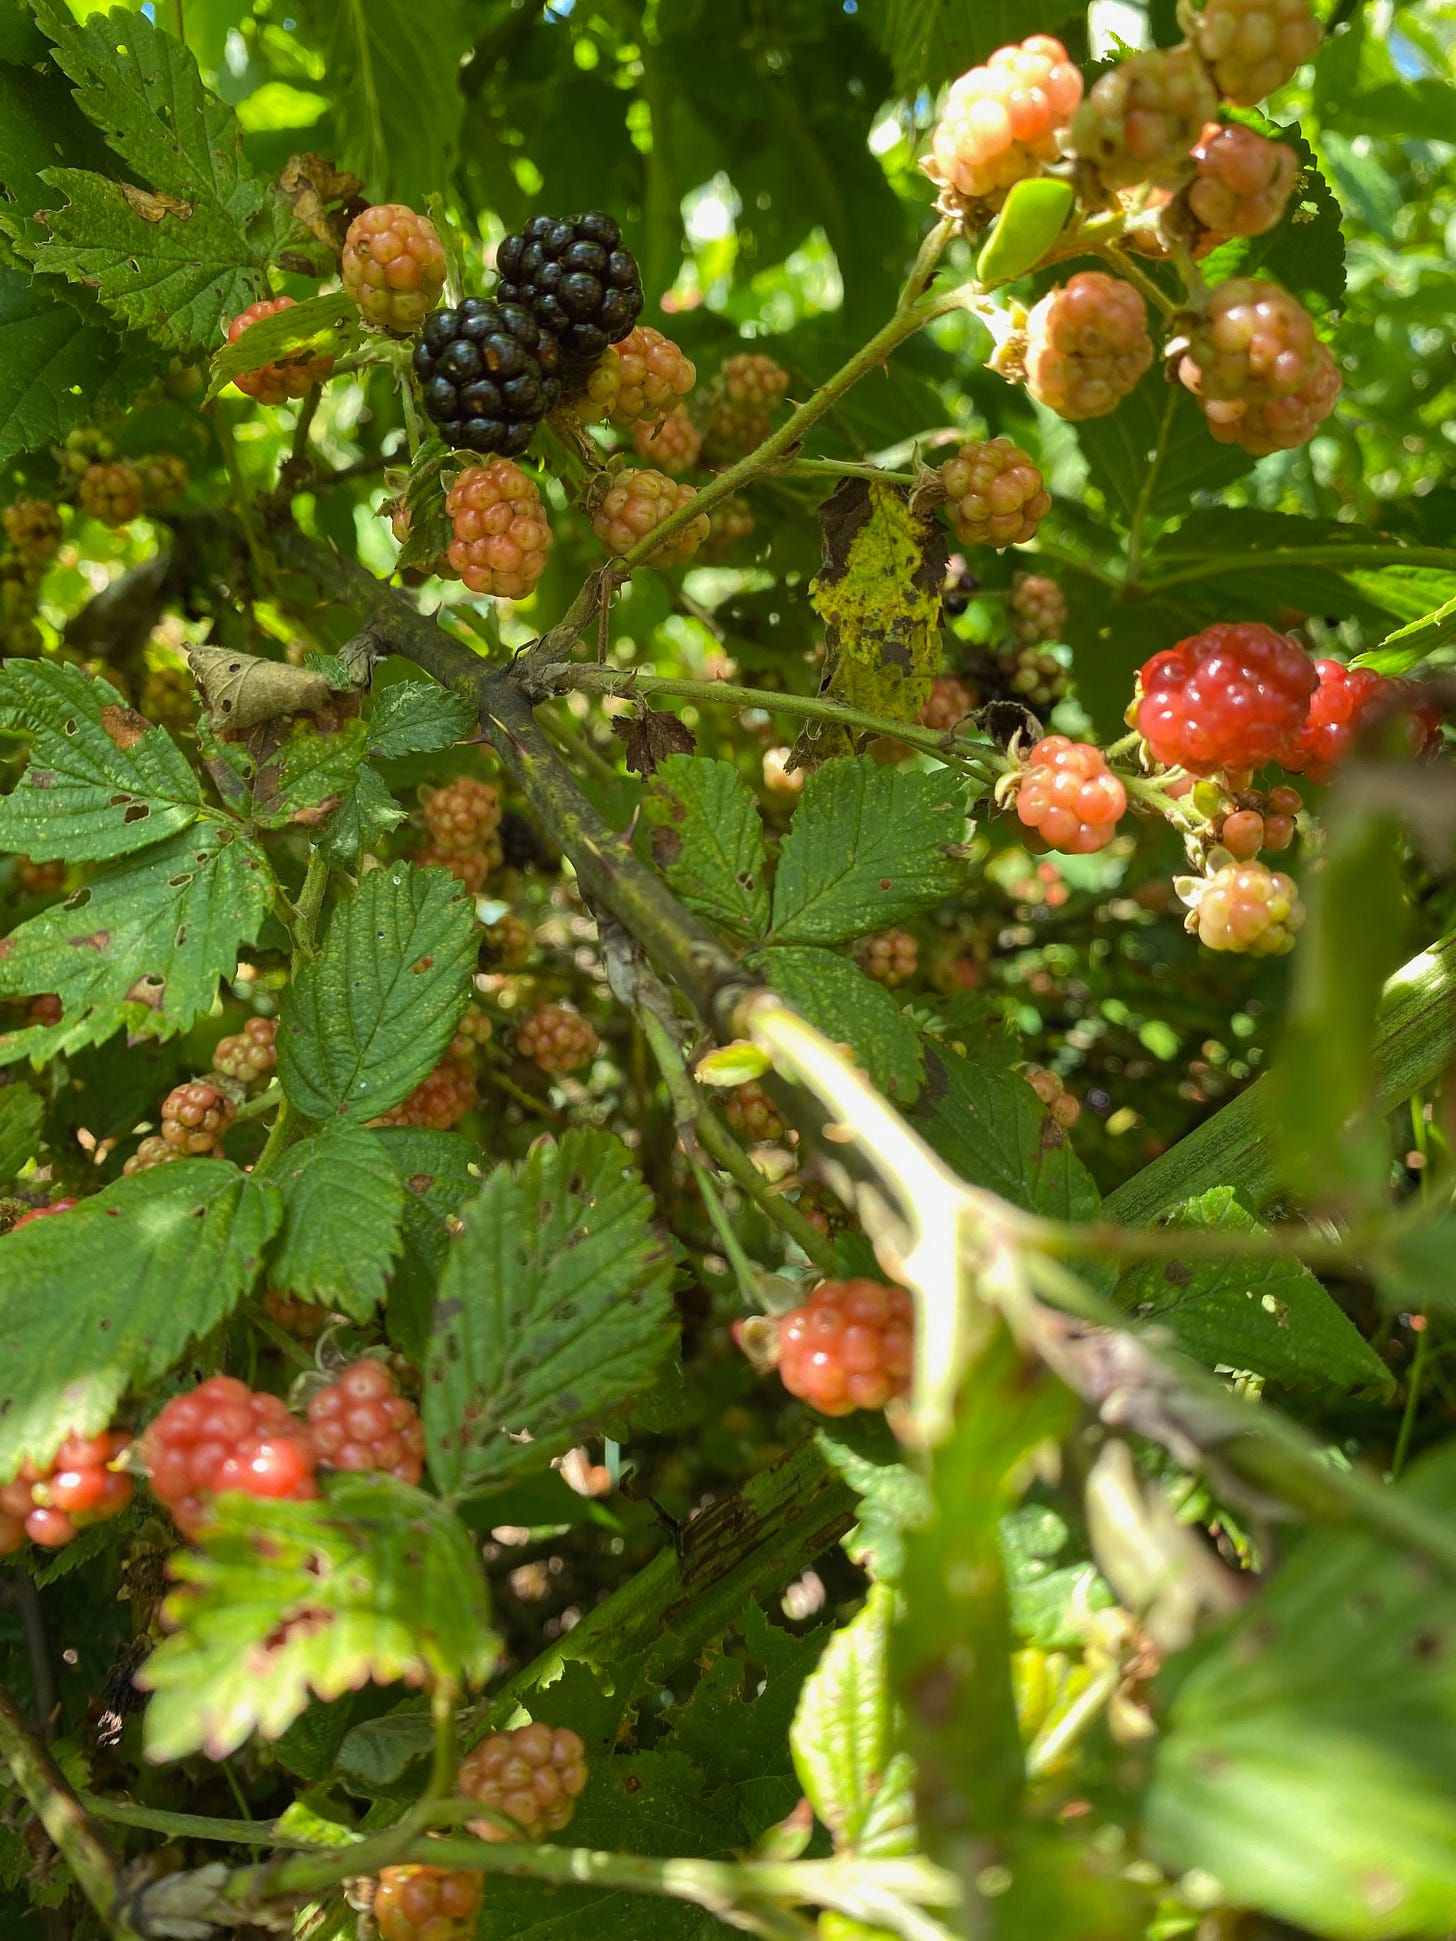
[412,298,562,456]
[498,808,560,874]
[495,212,643,365]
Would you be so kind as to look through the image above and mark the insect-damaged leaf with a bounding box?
[792,477,947,767]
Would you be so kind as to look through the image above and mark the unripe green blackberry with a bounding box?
[632,404,702,476]
[1024,273,1152,420]
[211,1016,277,1086]
[1008,643,1067,710]
[1067,45,1219,190]
[123,1133,187,1176]
[342,204,447,335]
[592,469,709,567]
[3,499,62,561]
[725,1080,786,1144]
[1010,572,1066,644]
[701,354,789,458]
[79,461,144,527]
[137,452,190,510]
[938,439,1049,548]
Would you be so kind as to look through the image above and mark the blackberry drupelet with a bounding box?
[495,212,643,364]
[412,298,561,456]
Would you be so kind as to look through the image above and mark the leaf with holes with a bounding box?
[0,1162,279,1478]
[277,863,476,1121]
[425,1130,679,1498]
[0,660,204,862]
[0,825,272,1064]
[252,720,369,829]
[138,1474,497,1761]
[267,1123,406,1321]
[769,759,971,946]
[642,754,770,941]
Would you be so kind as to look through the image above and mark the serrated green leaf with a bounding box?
[794,480,947,762]
[1075,370,1255,530]
[311,0,471,207]
[366,682,475,761]
[375,1125,481,1362]
[390,437,455,574]
[1112,1188,1391,1396]
[758,946,925,1103]
[206,290,363,399]
[642,754,770,941]
[769,760,970,946]
[253,719,369,829]
[1146,1438,1456,1940]
[999,1505,1112,1651]
[138,1473,496,1762]
[908,1045,1103,1231]
[24,0,273,351]
[0,659,203,861]
[425,1130,679,1498]
[0,823,272,1063]
[793,1584,917,1858]
[335,1705,434,1790]
[268,1122,406,1321]
[815,1420,934,1585]
[0,1162,279,1477]
[0,263,161,465]
[0,1084,42,1183]
[277,863,476,1121]
[319,765,408,866]
[1356,592,1456,676]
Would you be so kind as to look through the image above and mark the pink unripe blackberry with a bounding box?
[1184,859,1305,954]
[924,36,1084,206]
[632,404,702,476]
[1024,272,1153,420]
[516,1004,598,1075]
[592,469,709,567]
[342,204,447,334]
[459,1723,589,1840]
[1014,736,1127,853]
[938,438,1049,548]
[775,1279,914,1417]
[370,1056,477,1130]
[1188,123,1298,242]
[225,296,333,405]
[608,326,696,425]
[306,1360,425,1486]
[1188,0,1323,105]
[422,776,502,851]
[445,460,552,599]
[1067,45,1219,189]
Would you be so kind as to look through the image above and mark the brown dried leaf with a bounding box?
[612,705,696,776]
[187,646,334,735]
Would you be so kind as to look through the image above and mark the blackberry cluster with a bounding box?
[917,675,978,731]
[306,1360,425,1485]
[856,929,919,989]
[775,1279,914,1417]
[0,1430,132,1554]
[725,1081,786,1145]
[1026,1066,1081,1130]
[496,212,643,364]
[413,300,563,456]
[1014,736,1127,855]
[1136,622,1317,776]
[143,1376,318,1538]
[459,1723,590,1841]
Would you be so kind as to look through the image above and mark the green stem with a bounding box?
[1089,244,1176,318]
[1022,539,1124,591]
[694,1108,839,1274]
[289,846,331,961]
[233,1078,281,1123]
[0,1689,129,1936]
[1124,384,1177,586]
[79,1797,316,1846]
[785,459,919,487]
[1392,1319,1431,1481]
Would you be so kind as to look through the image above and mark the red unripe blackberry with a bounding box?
[416,843,495,895]
[123,1133,187,1176]
[632,404,702,477]
[225,297,333,406]
[939,439,1049,549]
[1015,737,1127,853]
[1283,660,1443,785]
[445,460,552,600]
[517,1004,598,1075]
[459,1722,589,1840]
[413,299,561,457]
[371,1055,477,1131]
[592,469,709,567]
[478,912,533,972]
[3,498,62,560]
[160,1081,237,1155]
[422,776,503,852]
[917,676,978,732]
[79,461,144,527]
[725,1080,786,1145]
[1010,572,1066,645]
[1188,0,1323,104]
[1196,340,1340,455]
[608,326,696,425]
[16,855,65,896]
[142,1376,317,1537]
[856,929,919,989]
[212,1016,277,1086]
[137,452,190,509]
[1026,1066,1081,1129]
[306,1360,425,1485]
[0,1428,132,1550]
[776,1278,914,1417]
[1184,859,1304,954]
[1218,807,1267,859]
[1067,46,1218,189]
[925,36,1083,207]
[10,1197,77,1230]
[495,210,644,363]
[374,1864,484,1941]
[342,204,447,335]
[1178,277,1321,406]
[1136,623,1318,775]
[1024,273,1152,420]
[1188,124,1298,242]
